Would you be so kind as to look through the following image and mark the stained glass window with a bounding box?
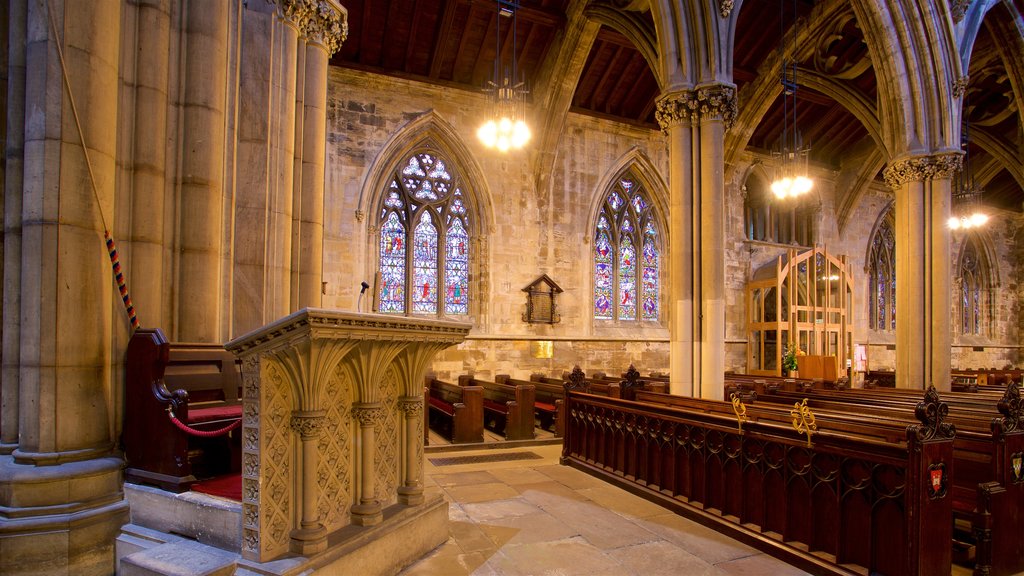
[377,151,471,317]
[594,174,661,322]
[959,236,990,336]
[867,205,895,332]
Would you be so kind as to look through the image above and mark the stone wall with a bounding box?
[324,67,1024,382]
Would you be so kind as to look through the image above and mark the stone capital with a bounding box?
[303,0,349,56]
[352,403,385,427]
[655,85,737,131]
[655,90,698,131]
[398,397,423,417]
[695,84,738,128]
[289,410,327,439]
[275,0,313,30]
[718,0,734,18]
[883,153,962,189]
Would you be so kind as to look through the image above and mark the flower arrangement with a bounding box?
[783,342,803,374]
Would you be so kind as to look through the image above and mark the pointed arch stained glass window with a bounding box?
[377,150,471,317]
[959,236,990,336]
[868,205,895,332]
[593,175,661,322]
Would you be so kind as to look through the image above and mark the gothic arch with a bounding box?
[587,149,669,325]
[358,110,493,322]
[358,110,495,233]
[850,0,961,157]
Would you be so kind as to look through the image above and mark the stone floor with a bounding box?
[399,443,812,576]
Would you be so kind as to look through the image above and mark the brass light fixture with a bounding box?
[477,0,531,152]
[949,93,988,230]
[770,0,813,200]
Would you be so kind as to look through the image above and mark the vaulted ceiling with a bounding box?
[330,0,1023,213]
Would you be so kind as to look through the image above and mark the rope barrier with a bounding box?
[167,410,242,438]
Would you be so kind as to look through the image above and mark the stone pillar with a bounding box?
[1,1,129,574]
[397,397,424,505]
[265,2,303,320]
[2,0,26,453]
[177,0,228,342]
[289,410,327,554]
[128,0,171,332]
[655,91,695,397]
[696,85,734,401]
[655,86,735,399]
[884,153,958,391]
[233,0,311,335]
[292,3,345,309]
[351,403,385,526]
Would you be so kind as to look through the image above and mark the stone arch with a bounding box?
[584,4,664,88]
[850,0,961,157]
[586,148,670,325]
[358,110,493,323]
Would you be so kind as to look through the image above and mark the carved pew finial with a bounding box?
[996,381,1022,433]
[565,365,589,393]
[910,386,956,442]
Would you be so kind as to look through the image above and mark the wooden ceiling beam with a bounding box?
[463,0,565,28]
[428,0,460,78]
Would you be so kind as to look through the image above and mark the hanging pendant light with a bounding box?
[770,0,813,200]
[477,0,531,152]
[949,92,988,230]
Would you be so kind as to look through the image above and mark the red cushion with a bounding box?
[535,402,556,412]
[187,404,242,424]
[428,396,455,416]
[483,399,508,413]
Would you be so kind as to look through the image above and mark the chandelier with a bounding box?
[948,94,988,230]
[477,0,531,152]
[770,0,813,200]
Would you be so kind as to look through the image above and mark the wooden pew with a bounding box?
[755,385,1024,576]
[561,386,954,576]
[425,377,484,444]
[459,375,535,441]
[124,328,242,493]
[496,374,561,435]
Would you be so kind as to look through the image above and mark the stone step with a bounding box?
[124,482,242,551]
[120,540,237,576]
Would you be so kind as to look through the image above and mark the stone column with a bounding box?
[655,86,734,400]
[127,0,172,332]
[2,0,26,453]
[696,85,735,401]
[289,410,327,554]
[884,153,958,391]
[397,397,424,505]
[265,2,304,320]
[655,91,696,397]
[351,403,385,525]
[177,0,228,342]
[232,0,307,335]
[1,1,129,573]
[293,3,345,309]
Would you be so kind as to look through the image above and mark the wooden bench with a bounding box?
[425,377,484,444]
[459,375,535,441]
[496,374,562,434]
[124,328,243,493]
[753,385,1024,575]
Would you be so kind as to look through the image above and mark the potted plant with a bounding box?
[783,342,800,377]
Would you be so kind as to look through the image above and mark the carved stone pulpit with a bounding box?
[225,309,470,563]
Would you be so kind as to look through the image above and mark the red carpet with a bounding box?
[191,473,241,501]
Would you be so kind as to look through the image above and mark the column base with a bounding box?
[289,525,328,555]
[397,485,424,506]
[350,502,383,526]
